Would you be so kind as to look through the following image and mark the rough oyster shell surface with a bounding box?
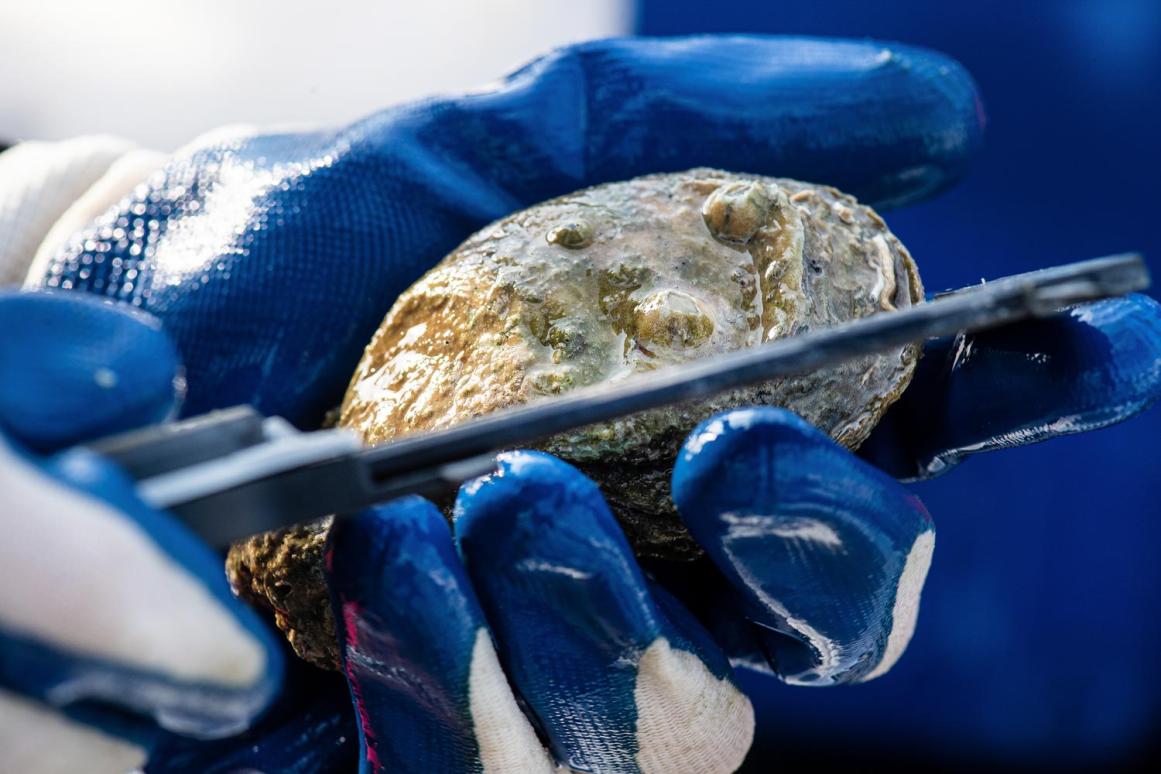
[340,168,923,557]
[225,517,337,669]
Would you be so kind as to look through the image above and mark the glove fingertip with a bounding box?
[870,292,1161,480]
[454,449,623,557]
[673,407,935,685]
[325,499,507,774]
[0,291,183,452]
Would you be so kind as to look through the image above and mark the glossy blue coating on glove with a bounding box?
[660,296,1161,685]
[0,290,183,453]
[326,497,499,772]
[861,293,1161,479]
[456,452,742,772]
[34,36,983,426]
[0,292,283,740]
[326,455,755,774]
[673,408,934,686]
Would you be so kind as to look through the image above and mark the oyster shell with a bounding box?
[227,169,923,669]
[225,517,338,669]
[340,169,923,557]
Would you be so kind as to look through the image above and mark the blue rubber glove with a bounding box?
[665,293,1161,684]
[860,294,1161,480]
[0,292,285,770]
[9,293,1153,773]
[318,286,1161,772]
[325,455,758,773]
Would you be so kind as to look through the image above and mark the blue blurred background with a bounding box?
[636,0,1161,768]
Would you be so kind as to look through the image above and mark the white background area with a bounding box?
[0,0,632,150]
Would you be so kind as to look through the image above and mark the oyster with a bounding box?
[340,169,922,557]
[228,169,923,669]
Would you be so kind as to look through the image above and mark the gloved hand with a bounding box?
[152,292,1161,773]
[0,291,285,773]
[4,300,1158,774]
[0,291,925,774]
[3,34,1160,774]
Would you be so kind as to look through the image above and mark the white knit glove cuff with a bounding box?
[0,136,166,288]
